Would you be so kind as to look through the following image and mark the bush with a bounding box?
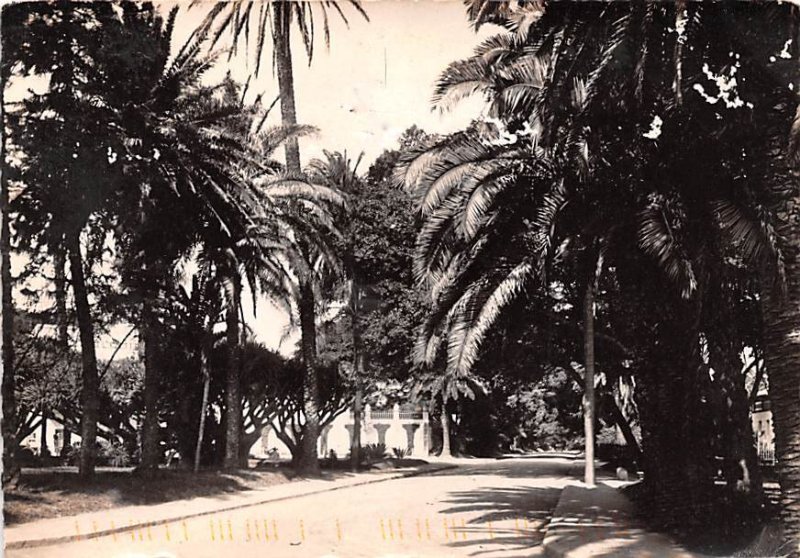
[17,447,37,467]
[392,447,408,459]
[60,442,81,466]
[361,443,387,463]
[98,439,132,467]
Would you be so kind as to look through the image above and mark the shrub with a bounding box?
[361,443,387,463]
[98,439,132,467]
[392,447,408,459]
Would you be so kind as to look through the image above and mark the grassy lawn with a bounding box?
[3,466,300,525]
[4,458,431,526]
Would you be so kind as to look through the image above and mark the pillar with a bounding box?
[402,424,419,455]
[375,424,391,446]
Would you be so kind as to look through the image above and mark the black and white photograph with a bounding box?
[1,1,800,556]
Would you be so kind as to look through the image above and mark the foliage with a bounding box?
[361,443,387,463]
[392,447,408,459]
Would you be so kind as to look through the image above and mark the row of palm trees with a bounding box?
[1,2,363,478]
[395,1,800,550]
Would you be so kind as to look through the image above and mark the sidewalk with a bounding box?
[4,462,456,550]
[543,481,706,558]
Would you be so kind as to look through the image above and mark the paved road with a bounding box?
[8,457,576,558]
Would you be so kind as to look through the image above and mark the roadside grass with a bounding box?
[4,457,431,526]
[3,466,298,525]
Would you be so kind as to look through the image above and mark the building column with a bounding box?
[320,425,333,456]
[374,424,391,446]
[344,424,355,447]
[402,424,419,455]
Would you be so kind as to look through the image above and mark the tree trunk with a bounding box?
[194,320,213,473]
[350,280,362,471]
[710,340,763,506]
[297,280,321,475]
[600,390,641,461]
[440,397,452,458]
[54,248,69,348]
[1,144,17,484]
[583,280,596,487]
[635,291,714,528]
[223,270,242,470]
[273,1,301,174]
[40,409,48,457]
[67,234,99,477]
[761,193,800,554]
[139,296,160,473]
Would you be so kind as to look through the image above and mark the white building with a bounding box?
[752,395,775,465]
[252,403,431,460]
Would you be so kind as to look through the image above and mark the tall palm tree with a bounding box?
[5,2,143,476]
[401,1,798,527]
[307,150,365,468]
[191,0,369,174]
[189,1,364,474]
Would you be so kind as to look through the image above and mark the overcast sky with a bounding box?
[172,1,496,166]
[168,1,498,353]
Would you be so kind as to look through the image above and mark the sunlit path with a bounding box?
[8,458,575,558]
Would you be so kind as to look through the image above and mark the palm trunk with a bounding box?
[273,1,301,174]
[350,280,362,471]
[761,194,800,554]
[194,320,213,473]
[441,397,452,458]
[583,279,596,487]
[139,296,160,473]
[67,234,99,477]
[1,84,18,484]
[297,280,321,475]
[54,249,68,347]
[39,408,48,457]
[223,270,242,470]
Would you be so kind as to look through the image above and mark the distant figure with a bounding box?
[616,466,630,481]
[267,447,280,461]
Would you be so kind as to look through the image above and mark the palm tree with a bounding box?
[5,2,143,476]
[190,2,367,475]
[307,150,366,468]
[1,110,15,483]
[192,1,368,174]
[401,1,799,526]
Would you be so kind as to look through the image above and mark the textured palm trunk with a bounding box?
[223,272,242,470]
[194,320,213,473]
[761,194,800,554]
[440,397,452,458]
[350,281,363,471]
[139,296,161,473]
[54,249,69,346]
[583,280,596,487]
[1,92,18,484]
[634,282,714,528]
[67,234,99,477]
[273,2,301,174]
[297,280,321,475]
[39,409,48,457]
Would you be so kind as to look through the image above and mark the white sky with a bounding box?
[171,0,495,166]
[170,1,497,354]
[9,1,499,358]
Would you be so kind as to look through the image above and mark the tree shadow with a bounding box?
[436,484,563,556]
[4,467,302,524]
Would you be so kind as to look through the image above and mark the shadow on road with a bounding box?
[438,484,562,557]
